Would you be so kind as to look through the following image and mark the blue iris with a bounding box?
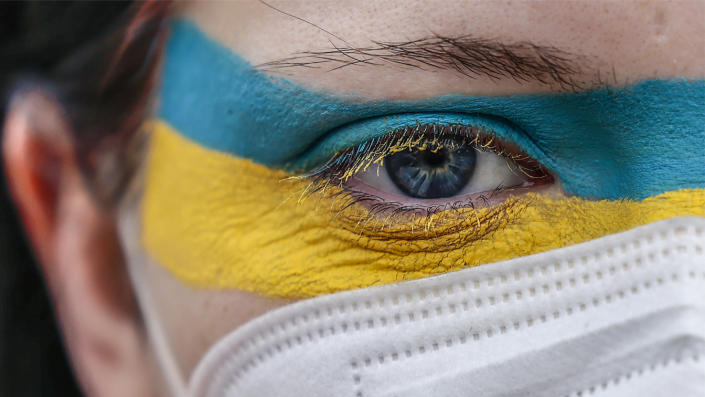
[385,139,477,199]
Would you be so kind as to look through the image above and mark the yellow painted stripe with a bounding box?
[141,120,705,298]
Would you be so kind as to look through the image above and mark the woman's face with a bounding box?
[4,1,705,396]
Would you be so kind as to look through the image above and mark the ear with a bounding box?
[2,89,154,397]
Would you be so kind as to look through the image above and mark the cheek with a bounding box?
[140,120,705,299]
[135,252,286,379]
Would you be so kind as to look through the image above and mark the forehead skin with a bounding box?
[179,0,705,98]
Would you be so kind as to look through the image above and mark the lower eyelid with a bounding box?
[344,177,565,217]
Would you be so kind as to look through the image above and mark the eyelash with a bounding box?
[299,122,553,221]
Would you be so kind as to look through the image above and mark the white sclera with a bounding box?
[354,148,526,199]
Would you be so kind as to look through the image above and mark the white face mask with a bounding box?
[123,216,705,397]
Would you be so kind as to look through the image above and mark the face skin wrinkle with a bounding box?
[124,0,705,383]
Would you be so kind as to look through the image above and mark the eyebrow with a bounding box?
[257,34,589,91]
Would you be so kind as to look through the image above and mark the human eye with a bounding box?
[141,19,705,303]
[302,114,556,221]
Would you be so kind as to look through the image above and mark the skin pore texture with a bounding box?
[124,0,705,381]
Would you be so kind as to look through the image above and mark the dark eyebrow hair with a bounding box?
[257,34,590,91]
[256,0,598,91]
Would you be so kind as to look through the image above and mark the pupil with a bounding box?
[422,150,448,167]
[385,138,477,199]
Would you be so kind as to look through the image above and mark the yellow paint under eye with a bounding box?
[141,120,705,299]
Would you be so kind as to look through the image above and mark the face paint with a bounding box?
[141,120,705,298]
[144,20,705,298]
[161,20,705,201]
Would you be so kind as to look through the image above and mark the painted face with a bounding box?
[118,0,705,384]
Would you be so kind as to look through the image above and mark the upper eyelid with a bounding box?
[289,112,551,176]
[301,118,554,203]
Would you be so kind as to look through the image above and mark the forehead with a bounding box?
[178,0,705,97]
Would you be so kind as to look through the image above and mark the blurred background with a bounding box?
[0,3,134,396]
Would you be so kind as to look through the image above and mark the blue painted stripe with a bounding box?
[159,20,705,201]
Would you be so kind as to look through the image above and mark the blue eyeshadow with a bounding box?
[159,19,705,201]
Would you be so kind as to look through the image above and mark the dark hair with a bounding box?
[0,2,170,396]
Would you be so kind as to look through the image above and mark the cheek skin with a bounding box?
[138,251,286,380]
